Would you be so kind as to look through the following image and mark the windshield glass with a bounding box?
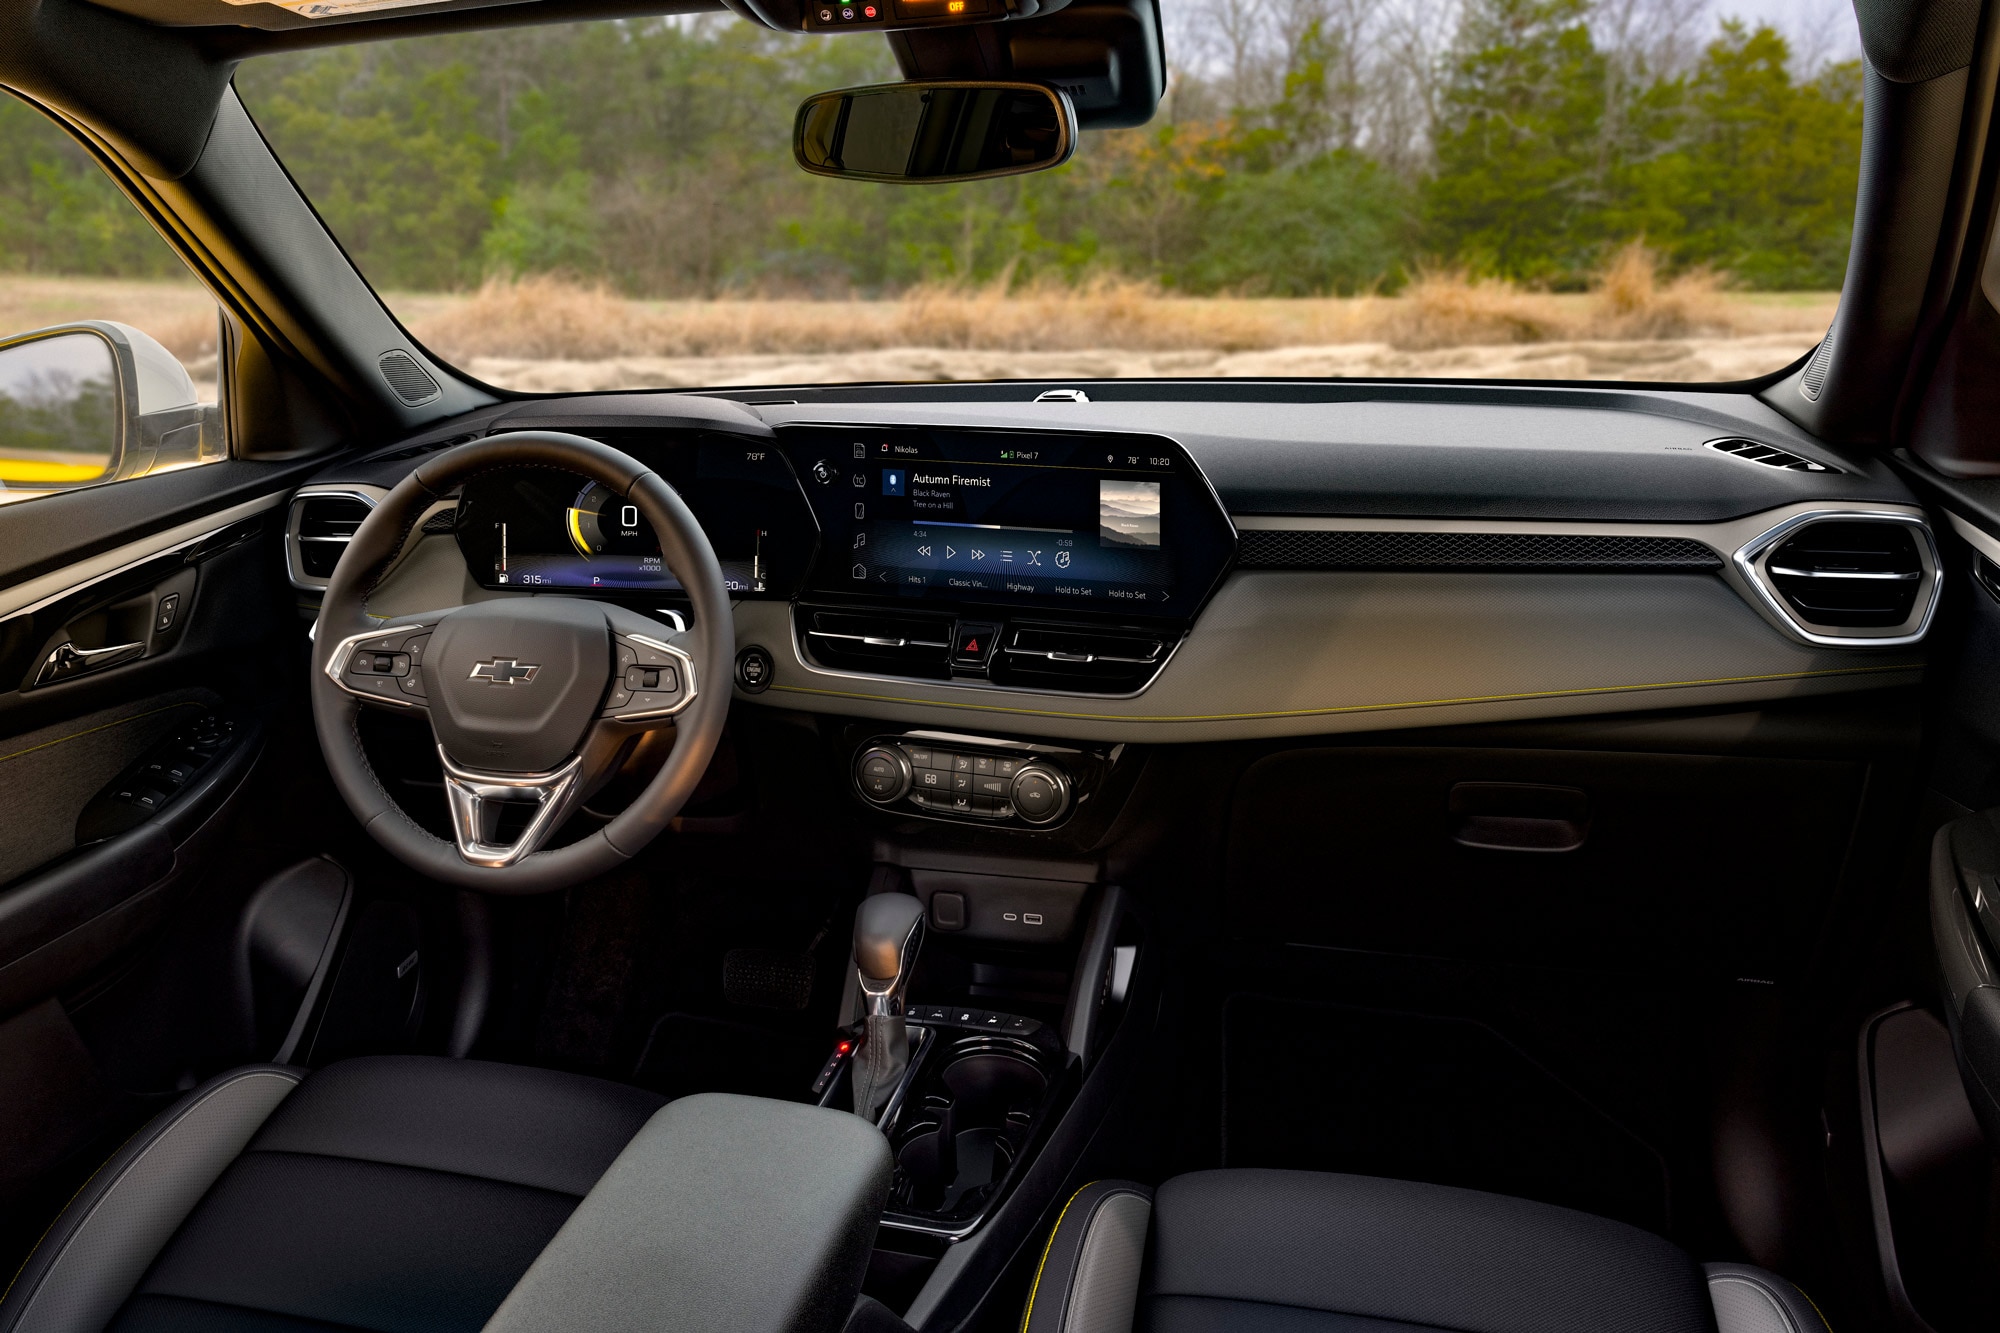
[233,0,1862,391]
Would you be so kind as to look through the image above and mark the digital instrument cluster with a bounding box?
[453,430,818,599]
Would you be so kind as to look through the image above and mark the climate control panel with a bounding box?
[853,735,1081,826]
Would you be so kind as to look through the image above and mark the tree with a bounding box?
[1423,0,1612,283]
[1658,23,1861,288]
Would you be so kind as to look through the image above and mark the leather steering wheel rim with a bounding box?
[309,431,734,893]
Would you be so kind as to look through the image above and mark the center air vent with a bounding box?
[1739,514,1937,644]
[801,607,954,680]
[989,623,1169,695]
[1706,437,1837,473]
[287,491,376,587]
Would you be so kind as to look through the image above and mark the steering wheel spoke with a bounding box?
[438,749,587,868]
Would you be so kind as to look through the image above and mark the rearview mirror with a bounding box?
[795,81,1076,184]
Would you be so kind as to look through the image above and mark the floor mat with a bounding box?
[1222,994,1672,1231]
[633,1011,832,1102]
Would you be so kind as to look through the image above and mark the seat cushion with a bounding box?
[1024,1170,1831,1333]
[1141,1169,1713,1333]
[1,1056,664,1333]
[115,1056,664,1333]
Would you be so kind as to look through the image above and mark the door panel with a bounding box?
[0,690,215,884]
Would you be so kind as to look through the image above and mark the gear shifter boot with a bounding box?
[853,1011,910,1122]
[851,893,924,1122]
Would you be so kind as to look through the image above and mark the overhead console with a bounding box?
[779,422,1235,695]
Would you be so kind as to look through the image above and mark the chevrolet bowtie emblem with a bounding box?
[469,658,541,685]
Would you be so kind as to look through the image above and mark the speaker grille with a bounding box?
[1799,335,1833,402]
[377,350,441,406]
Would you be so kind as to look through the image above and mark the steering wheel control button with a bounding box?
[600,631,696,722]
[1009,764,1069,823]
[734,645,774,693]
[855,746,913,803]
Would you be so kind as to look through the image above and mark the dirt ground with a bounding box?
[460,332,1820,391]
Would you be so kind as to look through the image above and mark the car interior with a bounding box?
[3,0,2000,1329]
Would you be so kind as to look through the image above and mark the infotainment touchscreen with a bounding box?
[781,426,1235,614]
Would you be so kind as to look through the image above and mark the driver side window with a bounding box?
[0,92,225,506]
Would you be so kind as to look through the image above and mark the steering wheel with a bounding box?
[309,432,733,893]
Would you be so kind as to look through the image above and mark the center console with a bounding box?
[815,879,1128,1259]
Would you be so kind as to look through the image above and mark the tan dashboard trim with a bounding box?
[769,660,1924,725]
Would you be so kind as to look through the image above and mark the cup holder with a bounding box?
[889,1034,1052,1220]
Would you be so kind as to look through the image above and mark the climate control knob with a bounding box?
[1008,763,1070,824]
[855,746,912,804]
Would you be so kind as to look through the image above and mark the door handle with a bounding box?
[34,639,146,687]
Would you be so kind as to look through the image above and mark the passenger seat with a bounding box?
[1018,1169,1830,1333]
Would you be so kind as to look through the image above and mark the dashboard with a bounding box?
[294,387,1939,755]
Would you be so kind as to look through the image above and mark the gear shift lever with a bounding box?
[851,893,924,1123]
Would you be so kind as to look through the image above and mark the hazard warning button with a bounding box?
[951,622,999,670]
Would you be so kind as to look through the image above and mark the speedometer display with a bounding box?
[565,481,663,572]
[454,430,817,599]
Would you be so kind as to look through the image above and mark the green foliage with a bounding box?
[1425,0,1609,282]
[1186,152,1411,294]
[0,95,185,279]
[2,11,1865,296]
[1658,23,1862,288]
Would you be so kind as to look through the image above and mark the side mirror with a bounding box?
[795,81,1077,184]
[0,320,218,502]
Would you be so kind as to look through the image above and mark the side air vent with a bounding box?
[801,607,954,680]
[378,350,441,407]
[1706,437,1837,473]
[287,491,376,587]
[989,623,1169,695]
[1738,514,1938,644]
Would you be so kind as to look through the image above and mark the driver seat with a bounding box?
[0,1056,668,1333]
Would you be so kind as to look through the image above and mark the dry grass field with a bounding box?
[2,249,1838,394]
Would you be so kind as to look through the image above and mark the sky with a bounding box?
[1723,0,1862,63]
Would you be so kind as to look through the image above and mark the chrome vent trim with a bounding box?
[1705,437,1837,473]
[990,623,1171,694]
[286,488,380,591]
[800,607,956,679]
[1733,511,1940,647]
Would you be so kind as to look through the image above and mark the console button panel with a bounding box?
[852,733,1103,828]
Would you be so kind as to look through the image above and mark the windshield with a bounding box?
[233,0,1862,391]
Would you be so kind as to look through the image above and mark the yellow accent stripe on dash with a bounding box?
[0,701,205,766]
[1020,1183,1097,1333]
[772,661,1924,726]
